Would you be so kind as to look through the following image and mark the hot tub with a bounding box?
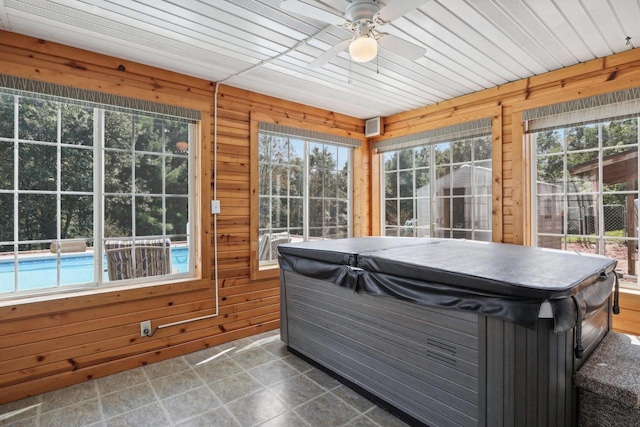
[278,237,618,427]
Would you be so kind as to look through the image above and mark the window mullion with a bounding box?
[162,121,167,241]
[348,148,353,237]
[56,103,62,288]
[530,135,538,244]
[302,141,309,241]
[412,150,416,237]
[473,142,477,238]
[94,108,105,285]
[430,144,436,238]
[597,124,604,255]
[562,131,568,249]
[12,95,18,292]
[130,115,137,275]
[188,123,195,274]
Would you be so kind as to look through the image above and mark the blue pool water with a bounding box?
[0,247,189,293]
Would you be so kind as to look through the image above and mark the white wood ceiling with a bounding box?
[1,0,639,119]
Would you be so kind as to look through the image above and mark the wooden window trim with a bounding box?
[0,112,210,303]
[249,112,364,280]
[371,106,503,242]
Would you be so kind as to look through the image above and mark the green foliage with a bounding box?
[383,136,492,235]
[0,94,190,250]
[258,133,350,239]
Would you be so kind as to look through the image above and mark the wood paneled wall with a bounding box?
[3,29,640,404]
[370,47,640,335]
[0,31,366,404]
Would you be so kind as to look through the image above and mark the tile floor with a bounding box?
[0,330,410,427]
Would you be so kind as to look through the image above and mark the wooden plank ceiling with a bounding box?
[0,0,639,119]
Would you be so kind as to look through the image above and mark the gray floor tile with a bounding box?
[161,386,221,424]
[248,360,299,387]
[40,381,98,414]
[344,415,380,427]
[332,385,376,413]
[281,355,313,373]
[262,341,289,358]
[183,347,231,367]
[143,356,190,380]
[268,374,324,409]
[304,368,341,391]
[216,338,253,353]
[296,392,359,427]
[175,406,240,427]
[193,357,244,384]
[101,382,157,419]
[208,372,264,404]
[226,389,288,426]
[39,397,102,427]
[2,417,39,427]
[104,402,170,427]
[0,333,413,427]
[151,369,205,400]
[231,348,278,370]
[0,395,41,426]
[97,368,147,396]
[257,410,308,427]
[364,407,410,427]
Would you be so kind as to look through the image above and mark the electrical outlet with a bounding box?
[140,320,151,337]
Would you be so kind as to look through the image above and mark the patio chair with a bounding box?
[258,232,291,261]
[105,238,172,281]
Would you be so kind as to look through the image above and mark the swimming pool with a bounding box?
[0,247,190,294]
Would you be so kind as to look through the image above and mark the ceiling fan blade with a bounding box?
[308,39,352,68]
[280,0,347,26]
[378,34,426,61]
[377,0,431,23]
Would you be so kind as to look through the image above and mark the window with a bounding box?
[377,119,493,241]
[0,92,196,296]
[257,129,353,267]
[531,119,639,286]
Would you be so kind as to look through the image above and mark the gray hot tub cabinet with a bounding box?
[278,237,617,427]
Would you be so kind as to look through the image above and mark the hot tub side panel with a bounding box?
[282,270,480,427]
[281,270,611,427]
[481,299,610,427]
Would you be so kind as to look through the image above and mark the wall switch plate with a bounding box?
[211,200,221,214]
[140,320,151,337]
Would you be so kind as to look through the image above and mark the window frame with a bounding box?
[373,110,502,242]
[0,92,204,300]
[529,119,640,287]
[249,113,360,280]
[379,137,493,240]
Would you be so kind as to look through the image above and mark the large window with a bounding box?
[0,92,196,296]
[258,130,352,266]
[532,118,639,286]
[381,135,492,241]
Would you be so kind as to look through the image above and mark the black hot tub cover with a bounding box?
[278,237,617,332]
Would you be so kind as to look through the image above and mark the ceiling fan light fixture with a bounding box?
[349,35,377,62]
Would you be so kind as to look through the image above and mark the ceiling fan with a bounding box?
[280,0,429,68]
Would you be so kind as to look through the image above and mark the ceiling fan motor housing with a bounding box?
[345,0,380,23]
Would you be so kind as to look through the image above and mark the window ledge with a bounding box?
[251,264,280,281]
